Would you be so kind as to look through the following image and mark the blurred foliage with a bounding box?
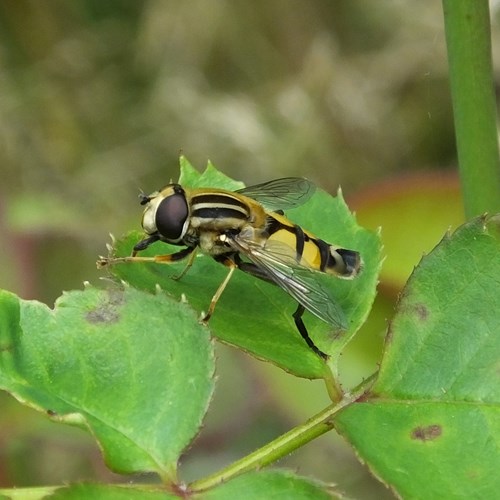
[0,1,498,498]
[2,0,496,301]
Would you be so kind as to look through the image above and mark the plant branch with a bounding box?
[188,383,368,493]
[442,0,500,218]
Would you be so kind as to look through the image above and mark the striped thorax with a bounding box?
[141,184,267,255]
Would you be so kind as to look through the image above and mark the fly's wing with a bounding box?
[227,235,347,331]
[236,177,316,211]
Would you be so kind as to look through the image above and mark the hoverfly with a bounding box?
[98,177,361,359]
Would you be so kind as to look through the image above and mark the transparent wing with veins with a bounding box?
[225,233,347,331]
[236,177,315,212]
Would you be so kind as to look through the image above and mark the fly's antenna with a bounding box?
[139,191,150,205]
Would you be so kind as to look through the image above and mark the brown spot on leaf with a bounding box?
[86,290,124,324]
[400,302,429,321]
[86,306,119,324]
[0,343,13,353]
[411,424,442,441]
[412,303,429,321]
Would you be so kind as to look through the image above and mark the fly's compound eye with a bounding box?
[155,191,189,241]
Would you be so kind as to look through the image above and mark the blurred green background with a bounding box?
[0,1,497,497]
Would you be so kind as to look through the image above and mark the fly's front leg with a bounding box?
[97,243,195,269]
[132,234,161,255]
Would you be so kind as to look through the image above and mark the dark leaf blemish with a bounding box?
[86,306,120,324]
[411,424,442,441]
[85,290,124,324]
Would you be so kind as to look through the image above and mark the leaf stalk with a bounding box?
[188,385,366,493]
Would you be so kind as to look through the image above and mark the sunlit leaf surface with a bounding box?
[0,286,215,479]
[335,215,500,498]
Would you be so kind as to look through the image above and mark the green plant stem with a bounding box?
[0,486,59,498]
[188,386,363,493]
[323,361,343,402]
[442,0,500,218]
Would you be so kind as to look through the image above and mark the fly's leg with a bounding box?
[237,259,328,360]
[97,245,195,268]
[236,261,275,284]
[132,234,160,255]
[293,304,328,360]
[202,258,237,323]
[171,248,198,280]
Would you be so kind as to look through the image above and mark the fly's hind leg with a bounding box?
[293,304,329,360]
[237,259,328,360]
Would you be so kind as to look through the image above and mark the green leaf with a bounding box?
[49,484,177,499]
[102,159,381,379]
[0,286,215,480]
[193,470,335,500]
[178,156,244,190]
[335,215,500,498]
[0,473,335,499]
[0,484,177,500]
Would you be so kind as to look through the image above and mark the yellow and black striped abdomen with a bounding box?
[265,213,361,278]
